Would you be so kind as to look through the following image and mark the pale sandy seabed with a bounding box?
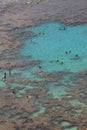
[0,0,87,130]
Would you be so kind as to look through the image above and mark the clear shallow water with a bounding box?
[48,85,67,99]
[20,22,87,72]
[1,22,87,119]
[16,22,87,111]
[3,22,86,105]
[61,121,78,130]
[0,70,8,87]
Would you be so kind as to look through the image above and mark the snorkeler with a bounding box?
[59,26,66,31]
[60,61,63,65]
[4,72,6,79]
[75,54,79,57]
[66,50,71,55]
[38,66,42,69]
[75,54,80,59]
[2,72,7,81]
[66,51,68,54]
[38,32,45,36]
[69,50,71,54]
[50,60,53,63]
[70,54,80,60]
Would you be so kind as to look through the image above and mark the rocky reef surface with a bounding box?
[0,0,87,130]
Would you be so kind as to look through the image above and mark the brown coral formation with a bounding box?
[0,70,87,129]
[0,0,87,129]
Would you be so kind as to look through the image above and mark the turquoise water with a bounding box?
[20,22,87,72]
[5,22,85,102]
[61,121,78,130]
[48,85,67,99]
[17,22,87,107]
[1,22,87,119]
[1,22,87,100]
[0,70,8,87]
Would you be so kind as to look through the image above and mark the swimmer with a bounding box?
[42,32,45,35]
[75,54,80,59]
[75,54,79,57]
[38,66,42,69]
[60,61,63,65]
[70,54,80,60]
[66,51,68,54]
[66,50,71,55]
[63,26,66,30]
[59,26,66,31]
[38,32,45,36]
[69,50,71,54]
[2,72,7,81]
[38,32,41,35]
[56,60,59,62]
[4,72,6,79]
[50,60,53,63]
